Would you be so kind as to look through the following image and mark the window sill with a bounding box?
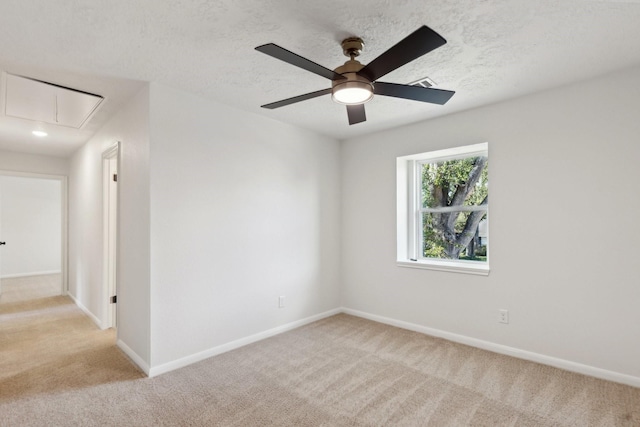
[397,259,490,276]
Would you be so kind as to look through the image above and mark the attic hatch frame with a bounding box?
[1,72,105,130]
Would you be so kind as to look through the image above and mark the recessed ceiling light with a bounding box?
[32,130,48,137]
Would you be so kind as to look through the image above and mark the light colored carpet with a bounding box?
[0,273,62,303]
[1,284,639,426]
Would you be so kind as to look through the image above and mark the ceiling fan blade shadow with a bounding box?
[358,26,446,82]
[256,44,346,81]
[374,82,454,105]
[346,104,366,125]
[261,88,332,109]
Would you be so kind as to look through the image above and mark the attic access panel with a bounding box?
[3,73,104,129]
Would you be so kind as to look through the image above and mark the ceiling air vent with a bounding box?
[409,76,437,88]
[3,73,104,129]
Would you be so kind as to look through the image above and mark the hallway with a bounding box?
[0,275,143,405]
[0,273,61,303]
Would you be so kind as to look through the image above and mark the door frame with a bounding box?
[102,142,119,329]
[0,170,68,296]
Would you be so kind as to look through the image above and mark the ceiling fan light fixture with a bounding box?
[331,81,373,105]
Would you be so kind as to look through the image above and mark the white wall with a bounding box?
[148,83,342,370]
[341,65,640,381]
[68,85,151,367]
[0,176,61,277]
[0,150,68,176]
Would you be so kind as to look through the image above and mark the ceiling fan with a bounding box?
[255,25,455,125]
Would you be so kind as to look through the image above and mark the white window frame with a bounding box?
[396,142,489,275]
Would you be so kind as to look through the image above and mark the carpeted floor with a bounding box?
[1,278,639,426]
[0,273,62,303]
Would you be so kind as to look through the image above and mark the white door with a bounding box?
[107,156,118,327]
[103,143,119,329]
[0,184,3,295]
[0,175,64,298]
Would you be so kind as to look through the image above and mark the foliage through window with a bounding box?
[397,143,489,274]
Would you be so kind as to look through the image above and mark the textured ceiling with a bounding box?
[1,0,640,157]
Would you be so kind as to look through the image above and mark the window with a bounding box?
[397,142,489,275]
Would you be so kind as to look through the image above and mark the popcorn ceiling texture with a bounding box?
[1,0,640,151]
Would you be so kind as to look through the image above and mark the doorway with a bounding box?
[0,172,67,301]
[102,143,119,329]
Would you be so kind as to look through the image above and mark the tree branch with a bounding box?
[446,157,487,231]
[449,157,487,207]
[454,195,488,250]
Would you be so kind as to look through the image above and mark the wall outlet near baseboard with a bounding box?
[498,309,509,324]
[279,296,286,308]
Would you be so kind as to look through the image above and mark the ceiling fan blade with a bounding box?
[256,44,346,81]
[261,88,332,109]
[374,82,454,105]
[346,104,366,125]
[358,26,446,82]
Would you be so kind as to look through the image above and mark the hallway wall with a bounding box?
[68,85,151,368]
[0,150,68,176]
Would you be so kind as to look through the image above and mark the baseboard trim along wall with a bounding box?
[99,304,639,386]
[148,308,342,378]
[341,307,640,389]
[67,293,102,329]
[1,270,62,279]
[117,339,150,376]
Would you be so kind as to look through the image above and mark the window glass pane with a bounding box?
[422,211,488,262]
[421,156,488,209]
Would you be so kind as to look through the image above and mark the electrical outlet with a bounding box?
[498,309,509,324]
[279,296,286,308]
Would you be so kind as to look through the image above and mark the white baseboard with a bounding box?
[148,308,342,378]
[341,307,640,389]
[92,305,640,388]
[1,270,62,279]
[67,294,149,375]
[117,339,150,376]
[67,292,103,329]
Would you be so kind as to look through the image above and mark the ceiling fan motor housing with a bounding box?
[331,59,374,104]
[333,59,369,84]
